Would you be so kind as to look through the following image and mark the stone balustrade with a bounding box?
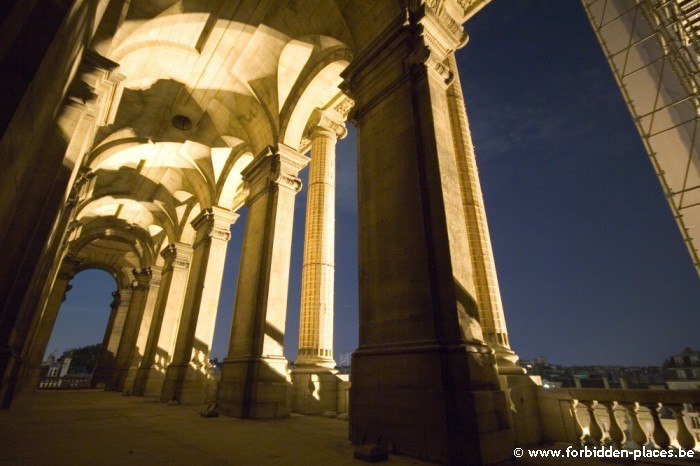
[38,374,92,390]
[536,387,700,451]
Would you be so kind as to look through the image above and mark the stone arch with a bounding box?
[85,139,216,216]
[216,142,254,210]
[68,220,156,270]
[75,195,178,246]
[73,262,129,291]
[280,45,353,149]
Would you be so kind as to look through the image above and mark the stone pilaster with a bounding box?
[94,286,132,388]
[445,53,523,375]
[340,3,513,464]
[121,265,162,392]
[217,144,309,419]
[160,208,236,404]
[107,268,152,391]
[133,243,193,397]
[0,48,123,408]
[17,256,81,391]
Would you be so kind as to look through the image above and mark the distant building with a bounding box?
[519,357,667,389]
[664,347,700,389]
[39,356,90,389]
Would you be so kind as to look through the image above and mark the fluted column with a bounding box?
[446,53,522,375]
[296,109,347,369]
[160,207,236,403]
[133,243,193,397]
[108,268,152,391]
[217,144,309,419]
[17,257,80,391]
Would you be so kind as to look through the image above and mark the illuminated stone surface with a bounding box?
[0,1,534,463]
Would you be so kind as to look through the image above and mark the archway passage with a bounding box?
[17,267,115,391]
[9,1,700,464]
[38,269,116,390]
[2,2,512,463]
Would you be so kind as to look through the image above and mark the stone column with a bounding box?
[94,286,132,388]
[121,265,162,392]
[17,257,80,391]
[217,144,309,419]
[108,268,152,391]
[133,243,193,397]
[160,207,236,404]
[292,106,348,414]
[340,4,513,464]
[445,53,523,375]
[91,290,122,387]
[0,48,123,408]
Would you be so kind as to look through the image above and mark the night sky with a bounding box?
[46,1,699,367]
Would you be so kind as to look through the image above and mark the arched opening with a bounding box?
[211,208,248,365]
[210,125,359,370]
[458,0,700,366]
[329,125,359,372]
[39,269,116,389]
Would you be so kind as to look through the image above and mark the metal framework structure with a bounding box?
[582,0,700,276]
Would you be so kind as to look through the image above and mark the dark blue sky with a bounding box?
[47,0,699,367]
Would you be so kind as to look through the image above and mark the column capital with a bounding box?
[149,265,163,288]
[131,267,152,289]
[341,2,472,119]
[407,3,471,86]
[110,290,121,309]
[242,144,310,203]
[191,206,238,243]
[67,49,125,125]
[306,108,347,141]
[412,2,470,56]
[161,242,194,269]
[305,93,354,141]
[58,256,82,281]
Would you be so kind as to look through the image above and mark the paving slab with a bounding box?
[0,390,432,466]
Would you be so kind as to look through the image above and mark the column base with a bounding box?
[121,365,140,393]
[17,364,41,392]
[0,347,21,408]
[216,356,291,419]
[504,373,543,446]
[350,342,514,465]
[494,345,527,376]
[132,365,167,397]
[160,363,211,404]
[104,369,123,392]
[290,366,341,415]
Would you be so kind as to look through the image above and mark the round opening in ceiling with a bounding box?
[171,114,192,130]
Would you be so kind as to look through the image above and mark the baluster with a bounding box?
[602,401,626,447]
[644,402,671,449]
[621,402,649,448]
[583,400,603,445]
[570,399,585,444]
[668,404,696,450]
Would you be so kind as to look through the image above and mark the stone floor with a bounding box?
[0,390,431,466]
[2,391,697,465]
